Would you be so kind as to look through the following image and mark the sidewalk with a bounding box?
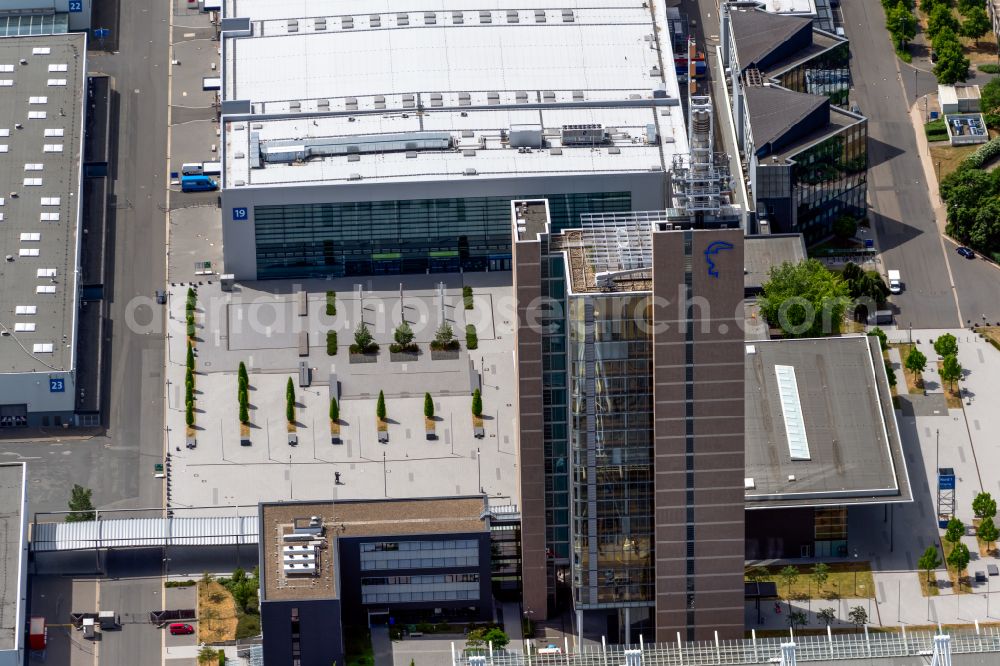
[908,103,949,237]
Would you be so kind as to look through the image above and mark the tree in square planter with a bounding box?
[424,392,435,439]
[350,322,379,360]
[390,321,419,359]
[430,323,460,359]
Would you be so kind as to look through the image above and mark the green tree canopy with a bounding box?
[980,77,1000,115]
[778,565,800,594]
[973,491,997,519]
[905,347,928,374]
[978,516,1000,546]
[329,397,339,422]
[471,388,483,417]
[868,327,889,351]
[66,484,96,522]
[918,545,942,582]
[947,541,971,572]
[887,2,917,47]
[884,361,897,387]
[933,333,959,357]
[424,392,434,419]
[933,33,971,84]
[945,516,966,543]
[817,608,837,626]
[928,6,960,39]
[394,321,414,346]
[760,260,850,338]
[960,6,990,41]
[940,354,963,389]
[848,605,868,627]
[376,390,387,420]
[811,562,831,590]
[354,322,374,350]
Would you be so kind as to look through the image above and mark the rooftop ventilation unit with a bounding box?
[510,124,543,148]
[561,124,604,145]
[259,131,453,164]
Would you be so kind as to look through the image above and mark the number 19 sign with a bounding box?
[232,207,248,221]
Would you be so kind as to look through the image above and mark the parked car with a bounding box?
[168,623,195,635]
[956,246,975,259]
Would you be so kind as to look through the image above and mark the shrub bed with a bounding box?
[465,324,478,350]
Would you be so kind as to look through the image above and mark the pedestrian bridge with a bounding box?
[31,516,259,551]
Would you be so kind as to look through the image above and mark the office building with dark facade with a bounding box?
[720,4,867,242]
[257,497,493,666]
[216,0,692,281]
[513,201,745,643]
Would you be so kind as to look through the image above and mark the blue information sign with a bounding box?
[49,378,65,393]
[232,207,248,221]
[939,474,956,490]
[68,0,83,12]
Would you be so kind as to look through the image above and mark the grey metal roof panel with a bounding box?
[729,8,812,71]
[31,516,260,551]
[743,84,827,152]
[743,234,807,290]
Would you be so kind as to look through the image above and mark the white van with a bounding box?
[180,162,204,176]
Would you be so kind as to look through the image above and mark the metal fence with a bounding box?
[454,626,1000,666]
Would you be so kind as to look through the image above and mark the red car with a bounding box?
[168,623,195,636]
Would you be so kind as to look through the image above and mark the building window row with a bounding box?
[361,539,477,552]
[361,589,479,604]
[361,573,479,586]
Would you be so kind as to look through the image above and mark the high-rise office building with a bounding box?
[513,201,745,642]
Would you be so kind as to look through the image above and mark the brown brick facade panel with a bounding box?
[514,239,548,621]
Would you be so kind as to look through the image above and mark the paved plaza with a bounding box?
[165,272,518,512]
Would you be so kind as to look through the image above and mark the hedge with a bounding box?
[962,135,1000,170]
[462,286,474,310]
[326,330,337,356]
[465,324,478,350]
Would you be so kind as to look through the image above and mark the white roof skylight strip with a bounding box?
[775,364,811,460]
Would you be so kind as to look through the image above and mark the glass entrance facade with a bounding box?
[253,192,631,279]
[568,294,655,608]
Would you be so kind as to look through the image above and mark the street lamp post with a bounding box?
[477,447,483,494]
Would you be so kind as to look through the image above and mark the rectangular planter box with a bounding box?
[430,349,460,361]
[390,352,420,362]
[349,352,378,364]
[378,431,389,443]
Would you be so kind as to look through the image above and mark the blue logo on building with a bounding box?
[704,241,735,278]
[232,207,248,221]
[49,378,65,393]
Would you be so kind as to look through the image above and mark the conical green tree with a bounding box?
[424,392,434,418]
[329,397,339,422]
[376,390,386,421]
[238,361,248,386]
[186,341,195,369]
[471,388,483,417]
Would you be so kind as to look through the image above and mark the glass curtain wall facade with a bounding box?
[775,42,851,107]
[568,294,655,610]
[253,192,631,279]
[790,119,867,243]
[536,237,572,609]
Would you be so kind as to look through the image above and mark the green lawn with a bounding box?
[747,562,874,600]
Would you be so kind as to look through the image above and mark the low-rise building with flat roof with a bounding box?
[0,33,85,427]
[0,463,28,666]
[744,336,912,558]
[258,497,492,666]
[217,0,691,280]
[743,234,806,294]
